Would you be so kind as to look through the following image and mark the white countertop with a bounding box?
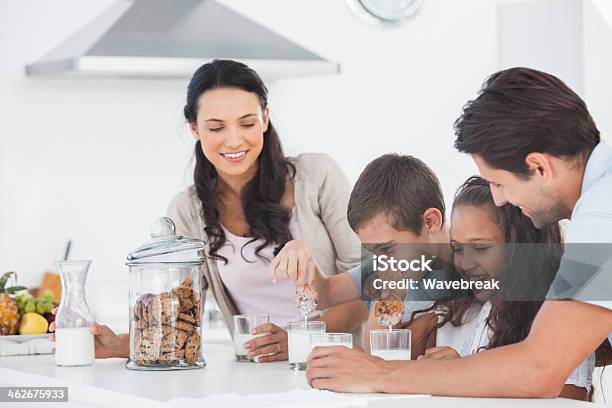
[0,340,601,408]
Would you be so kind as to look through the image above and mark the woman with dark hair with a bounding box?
[405,176,595,400]
[167,59,367,361]
[50,59,367,362]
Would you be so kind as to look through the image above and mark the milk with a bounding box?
[371,349,411,361]
[287,320,326,370]
[310,341,352,350]
[234,333,255,356]
[55,327,95,366]
[288,331,312,367]
[234,333,257,361]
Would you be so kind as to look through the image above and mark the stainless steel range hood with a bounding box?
[25,0,340,80]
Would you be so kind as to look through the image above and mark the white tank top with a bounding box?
[216,209,320,327]
[435,301,595,388]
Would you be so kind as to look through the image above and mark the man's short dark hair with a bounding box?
[347,154,445,235]
[454,67,600,176]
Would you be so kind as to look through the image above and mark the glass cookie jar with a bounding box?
[125,217,206,371]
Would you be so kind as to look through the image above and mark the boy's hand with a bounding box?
[269,240,320,289]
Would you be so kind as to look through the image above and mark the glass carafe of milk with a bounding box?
[54,260,95,367]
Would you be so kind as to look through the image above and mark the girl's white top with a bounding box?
[436,301,595,388]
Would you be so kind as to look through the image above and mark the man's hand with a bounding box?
[306,346,393,393]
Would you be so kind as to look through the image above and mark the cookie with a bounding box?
[134,357,158,366]
[159,349,185,365]
[134,319,148,330]
[180,276,192,288]
[184,333,201,364]
[171,286,196,312]
[373,298,404,327]
[193,301,201,325]
[161,327,188,352]
[178,313,196,325]
[133,329,143,351]
[294,284,318,316]
[173,320,195,333]
[151,292,180,325]
[138,327,163,361]
[133,302,144,321]
[133,293,157,323]
[161,324,173,337]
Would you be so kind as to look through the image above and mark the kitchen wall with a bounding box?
[6,0,612,289]
[585,0,612,138]
[1,0,505,297]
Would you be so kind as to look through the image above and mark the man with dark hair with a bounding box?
[302,67,612,397]
[454,67,601,229]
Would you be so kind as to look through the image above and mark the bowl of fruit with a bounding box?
[0,272,58,341]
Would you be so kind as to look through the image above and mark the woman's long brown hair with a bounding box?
[184,60,295,264]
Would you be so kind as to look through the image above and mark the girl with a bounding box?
[402,176,595,400]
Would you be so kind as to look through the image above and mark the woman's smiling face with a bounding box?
[450,204,506,301]
[190,87,269,179]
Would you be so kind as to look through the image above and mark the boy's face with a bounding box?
[356,213,432,256]
[357,212,447,280]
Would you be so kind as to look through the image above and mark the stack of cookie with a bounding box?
[373,296,404,327]
[131,276,201,367]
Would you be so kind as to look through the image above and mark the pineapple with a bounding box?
[0,272,26,335]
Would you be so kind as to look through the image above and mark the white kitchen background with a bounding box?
[1,0,611,400]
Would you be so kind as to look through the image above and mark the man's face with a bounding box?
[472,155,568,228]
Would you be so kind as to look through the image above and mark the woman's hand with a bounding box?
[243,323,288,362]
[48,308,129,359]
[269,240,317,288]
[417,346,460,360]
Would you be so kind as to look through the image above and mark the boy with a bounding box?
[270,153,451,350]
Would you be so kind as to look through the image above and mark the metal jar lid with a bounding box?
[126,217,206,266]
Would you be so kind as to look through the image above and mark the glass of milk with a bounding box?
[233,314,270,362]
[54,260,96,367]
[287,321,326,371]
[310,333,353,350]
[370,329,411,361]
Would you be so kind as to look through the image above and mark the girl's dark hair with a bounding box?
[410,176,562,350]
[184,59,295,263]
[454,67,600,177]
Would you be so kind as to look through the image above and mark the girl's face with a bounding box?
[190,87,269,180]
[450,205,506,302]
